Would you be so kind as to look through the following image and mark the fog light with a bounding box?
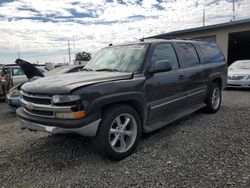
[55,111,86,119]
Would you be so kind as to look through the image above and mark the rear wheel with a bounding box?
[92,105,142,160]
[204,82,222,113]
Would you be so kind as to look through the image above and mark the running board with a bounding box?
[144,103,207,133]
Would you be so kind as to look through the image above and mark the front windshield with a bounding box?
[85,44,149,73]
[229,60,250,70]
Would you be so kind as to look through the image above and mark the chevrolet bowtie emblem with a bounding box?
[26,103,34,110]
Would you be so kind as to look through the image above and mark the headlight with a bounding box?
[52,95,81,104]
[246,75,250,80]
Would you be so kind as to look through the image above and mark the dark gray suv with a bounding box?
[17,39,227,160]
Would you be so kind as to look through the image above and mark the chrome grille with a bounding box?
[21,91,52,105]
[20,90,74,118]
[23,108,54,118]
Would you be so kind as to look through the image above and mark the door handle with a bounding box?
[179,75,185,80]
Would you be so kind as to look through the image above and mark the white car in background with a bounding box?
[227,60,250,88]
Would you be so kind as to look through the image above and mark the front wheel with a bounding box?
[204,82,222,113]
[92,104,142,160]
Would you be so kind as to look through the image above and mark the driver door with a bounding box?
[145,43,186,122]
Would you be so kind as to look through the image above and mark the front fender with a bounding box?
[87,92,147,124]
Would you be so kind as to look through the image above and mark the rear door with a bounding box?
[174,42,207,107]
[145,42,186,122]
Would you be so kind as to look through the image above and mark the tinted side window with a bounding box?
[151,43,179,70]
[198,43,225,64]
[177,43,200,68]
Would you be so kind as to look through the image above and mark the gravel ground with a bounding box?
[0,89,250,188]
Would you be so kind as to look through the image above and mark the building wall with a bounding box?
[166,23,250,61]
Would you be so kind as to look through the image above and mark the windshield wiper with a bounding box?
[95,68,120,72]
[82,68,93,72]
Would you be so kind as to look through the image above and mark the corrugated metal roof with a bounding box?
[147,18,250,38]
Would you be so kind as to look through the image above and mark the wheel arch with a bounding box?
[208,73,224,89]
[87,92,147,128]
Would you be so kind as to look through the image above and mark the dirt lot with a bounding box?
[0,89,249,188]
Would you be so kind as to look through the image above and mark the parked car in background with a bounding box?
[6,59,85,108]
[16,39,227,160]
[227,60,250,88]
[3,64,27,86]
[1,64,43,97]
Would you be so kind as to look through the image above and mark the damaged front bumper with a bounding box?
[16,108,101,137]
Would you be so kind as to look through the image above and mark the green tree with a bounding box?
[75,51,92,61]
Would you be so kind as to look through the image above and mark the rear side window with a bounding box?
[12,68,24,76]
[177,43,200,68]
[198,43,225,64]
[151,43,179,70]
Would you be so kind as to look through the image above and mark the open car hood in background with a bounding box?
[15,59,45,80]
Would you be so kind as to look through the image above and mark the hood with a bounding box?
[228,68,250,76]
[22,71,133,94]
[15,59,44,80]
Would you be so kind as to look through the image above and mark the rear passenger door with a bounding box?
[175,42,208,107]
[145,43,186,122]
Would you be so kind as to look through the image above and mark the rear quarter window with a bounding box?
[198,43,225,64]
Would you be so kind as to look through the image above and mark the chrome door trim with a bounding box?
[149,86,207,110]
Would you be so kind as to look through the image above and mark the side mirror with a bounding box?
[148,60,172,74]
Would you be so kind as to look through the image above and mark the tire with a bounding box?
[91,104,142,160]
[204,82,222,114]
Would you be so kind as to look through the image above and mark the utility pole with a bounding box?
[203,8,206,27]
[233,0,235,21]
[18,52,20,59]
[68,40,71,64]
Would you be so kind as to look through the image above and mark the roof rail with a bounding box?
[147,36,177,40]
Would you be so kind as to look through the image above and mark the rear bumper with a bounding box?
[16,108,101,137]
[227,80,250,88]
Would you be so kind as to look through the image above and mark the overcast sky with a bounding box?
[0,0,250,64]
